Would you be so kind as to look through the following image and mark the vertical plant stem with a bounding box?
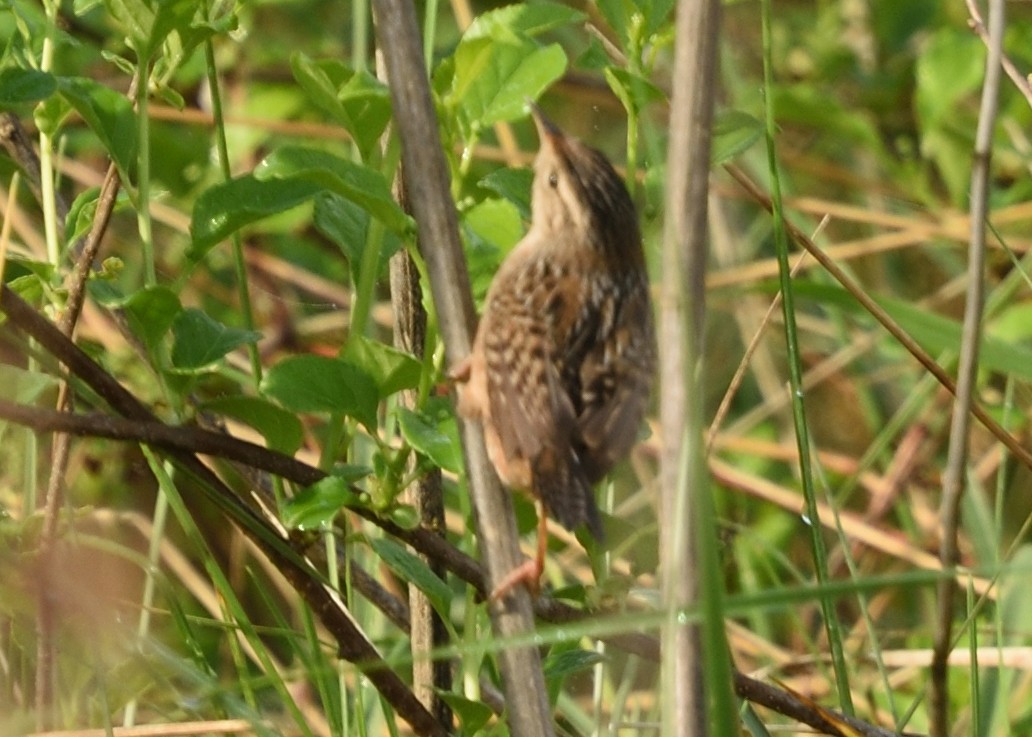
[136,61,155,286]
[659,0,728,736]
[758,0,853,714]
[930,1,1004,734]
[33,4,65,725]
[204,36,263,385]
[370,0,554,734]
[37,0,60,267]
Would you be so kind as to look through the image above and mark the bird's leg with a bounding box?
[488,501,548,602]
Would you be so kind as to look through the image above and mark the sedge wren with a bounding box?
[455,105,656,599]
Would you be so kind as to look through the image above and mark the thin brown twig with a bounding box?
[931,1,1004,735]
[966,0,1032,110]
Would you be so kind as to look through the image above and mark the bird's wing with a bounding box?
[573,275,656,483]
[481,259,602,536]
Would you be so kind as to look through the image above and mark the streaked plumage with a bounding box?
[456,107,655,593]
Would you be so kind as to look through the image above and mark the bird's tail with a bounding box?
[534,450,605,542]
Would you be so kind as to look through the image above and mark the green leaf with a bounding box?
[291,54,392,159]
[255,146,412,236]
[261,355,379,428]
[597,0,674,48]
[169,309,261,372]
[464,2,585,42]
[712,109,763,166]
[451,38,567,133]
[370,537,452,617]
[543,647,606,680]
[189,174,321,258]
[388,505,421,530]
[56,77,137,176]
[147,0,199,57]
[122,285,182,357]
[0,68,56,107]
[282,475,366,530]
[438,693,494,735]
[478,167,533,219]
[396,405,461,474]
[199,395,305,455]
[104,0,154,51]
[342,335,422,398]
[464,197,523,252]
[33,93,72,137]
[313,192,401,282]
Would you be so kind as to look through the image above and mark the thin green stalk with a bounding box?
[204,35,263,385]
[353,0,369,71]
[422,0,439,71]
[121,488,169,728]
[136,62,155,286]
[759,0,853,714]
[38,0,60,267]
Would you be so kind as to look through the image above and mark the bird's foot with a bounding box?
[488,558,543,603]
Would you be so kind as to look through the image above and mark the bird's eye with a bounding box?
[548,171,558,188]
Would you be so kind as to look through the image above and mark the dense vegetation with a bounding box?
[2,1,1032,736]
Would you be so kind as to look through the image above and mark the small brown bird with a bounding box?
[455,105,656,599]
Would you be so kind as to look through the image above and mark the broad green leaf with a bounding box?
[464,2,585,42]
[396,405,461,474]
[56,77,137,176]
[169,309,261,372]
[291,54,392,159]
[199,395,305,455]
[451,39,567,133]
[388,505,421,530]
[105,0,196,57]
[478,167,533,219]
[262,355,379,429]
[147,0,198,58]
[255,146,412,236]
[104,0,154,51]
[0,68,56,107]
[464,196,524,253]
[438,693,494,735]
[189,174,321,258]
[33,93,72,137]
[370,537,452,618]
[342,335,421,398]
[313,192,401,282]
[282,475,367,530]
[597,0,674,48]
[122,285,182,356]
[543,647,606,680]
[712,109,763,166]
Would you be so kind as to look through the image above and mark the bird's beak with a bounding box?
[528,101,565,147]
